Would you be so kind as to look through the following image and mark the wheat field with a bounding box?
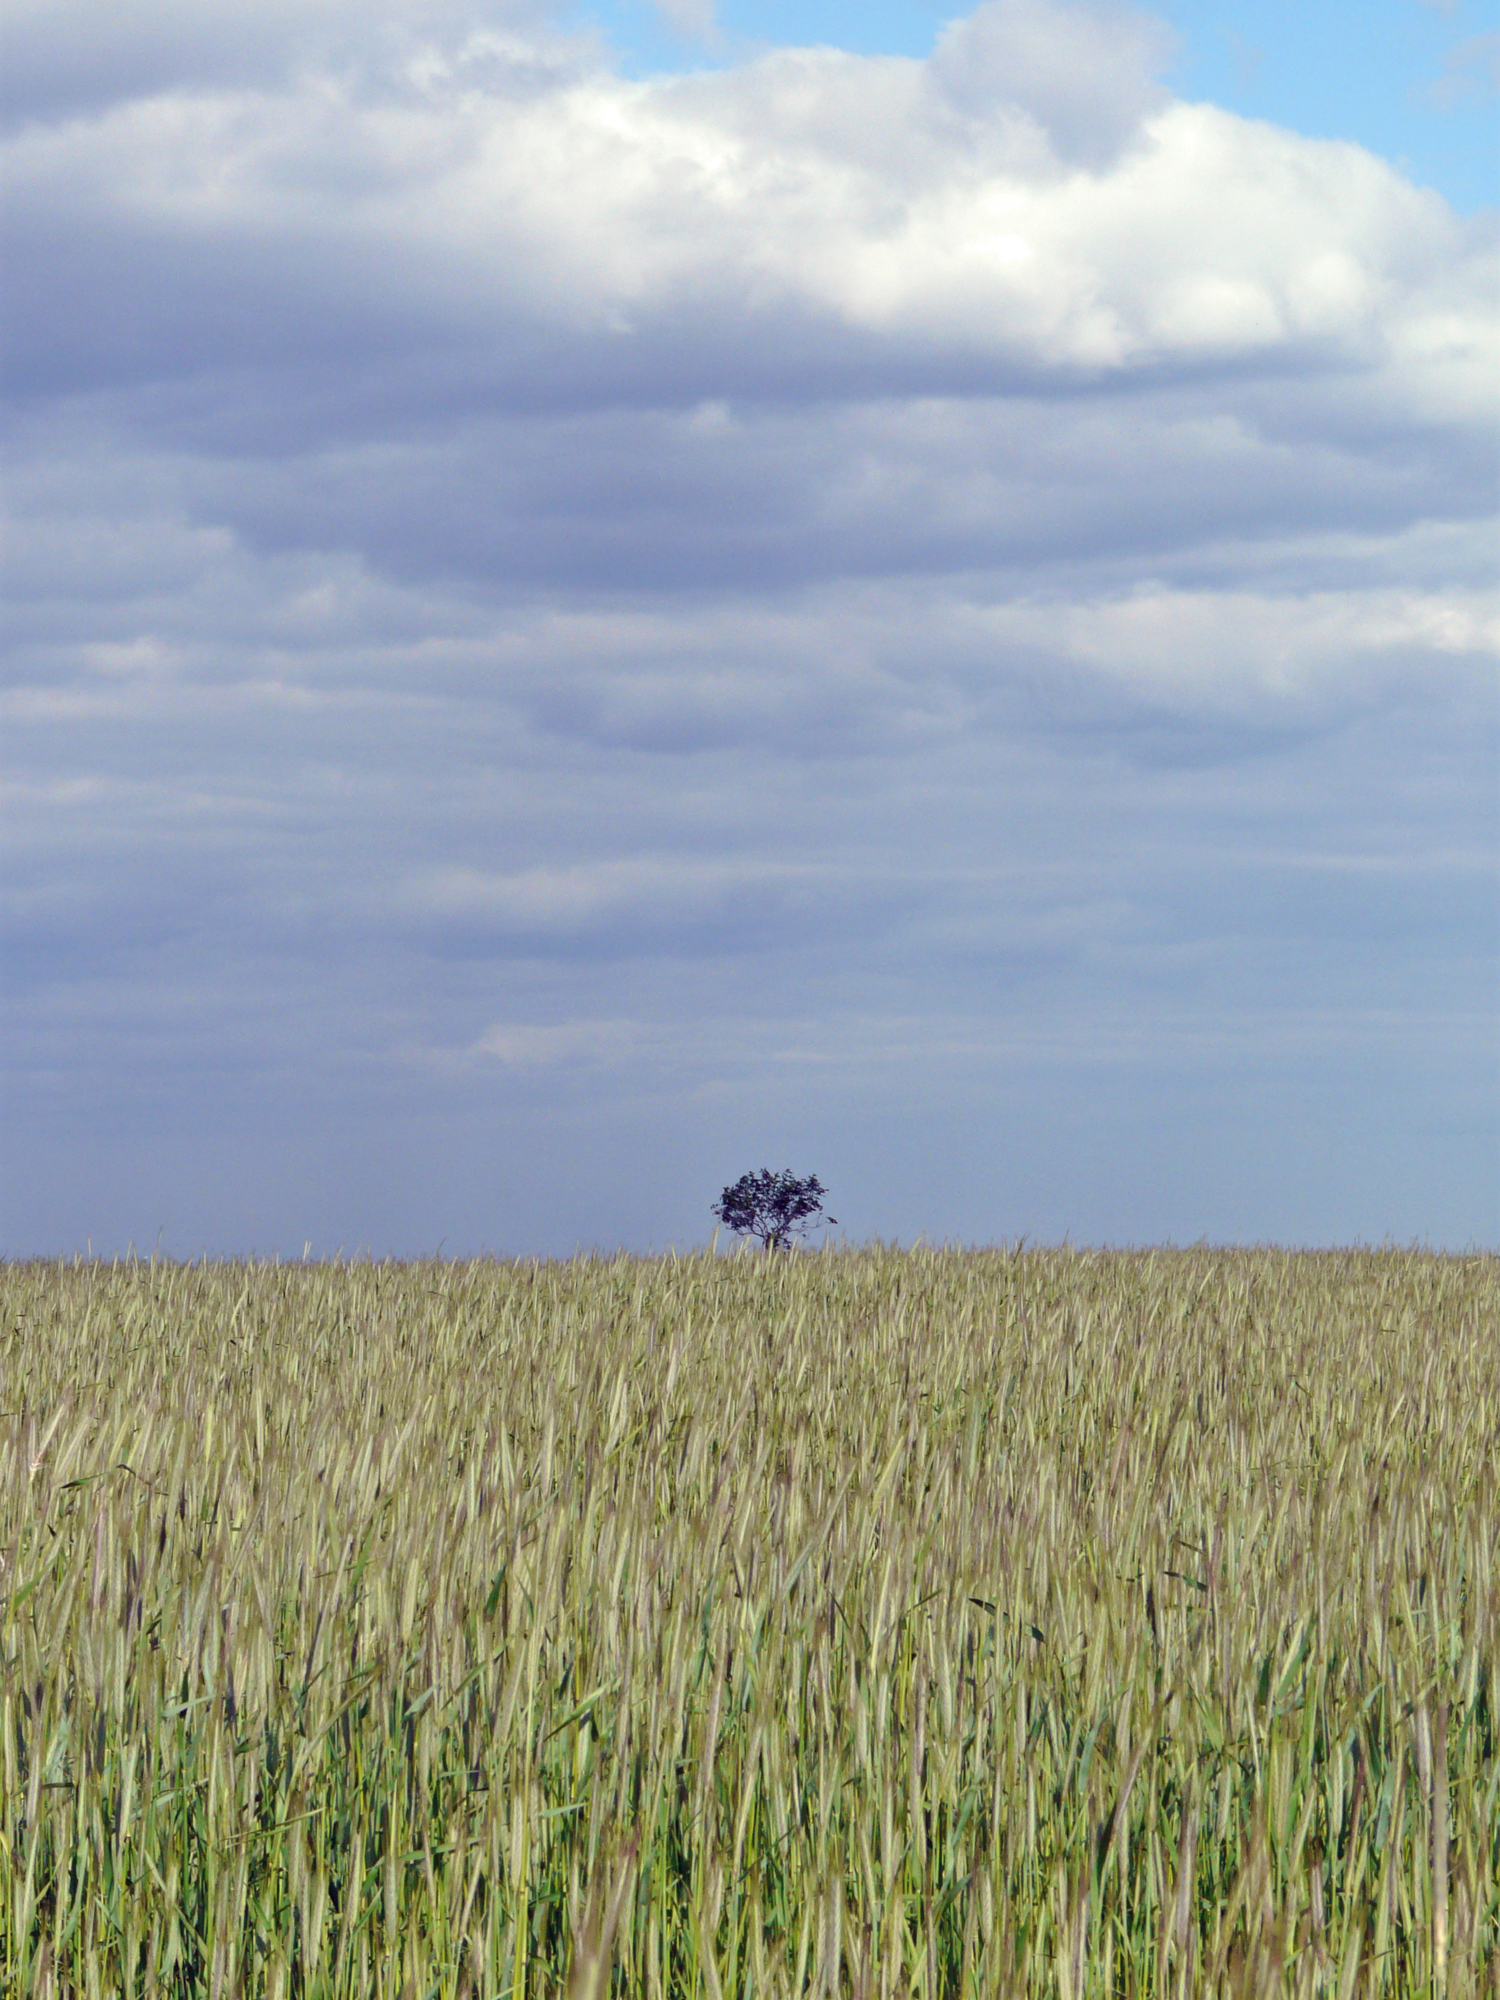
[1,1246,1495,1996]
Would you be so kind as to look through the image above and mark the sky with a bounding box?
[2,0,1496,1258]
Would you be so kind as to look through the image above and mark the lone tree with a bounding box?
[713,1169,832,1251]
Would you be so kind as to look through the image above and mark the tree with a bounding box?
[712,1169,833,1251]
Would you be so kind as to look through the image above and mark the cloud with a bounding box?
[648,0,717,39]
[393,856,859,949]
[2,1,1496,1250]
[0,0,573,127]
[3,7,1492,744]
[929,0,1175,169]
[468,1018,644,1066]
[5,4,1488,412]
[1425,31,1500,108]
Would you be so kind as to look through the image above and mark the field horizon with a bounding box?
[10,1235,1496,1271]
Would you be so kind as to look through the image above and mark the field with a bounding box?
[1,1246,1496,1997]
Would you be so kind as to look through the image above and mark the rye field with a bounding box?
[1,1247,1496,1998]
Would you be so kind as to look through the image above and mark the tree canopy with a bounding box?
[712,1170,830,1251]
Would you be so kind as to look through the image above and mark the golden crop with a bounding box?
[1,1246,1495,1996]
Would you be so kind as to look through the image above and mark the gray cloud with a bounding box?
[1426,31,1500,108]
[0,0,572,128]
[929,0,1175,170]
[647,0,718,38]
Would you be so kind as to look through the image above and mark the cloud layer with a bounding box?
[3,0,1496,1251]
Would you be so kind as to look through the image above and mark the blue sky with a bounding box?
[2,0,1496,1256]
[584,0,1498,210]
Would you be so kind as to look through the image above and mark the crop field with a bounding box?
[1,1246,1496,1997]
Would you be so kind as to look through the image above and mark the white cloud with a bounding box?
[5,6,1490,398]
[469,1018,645,1065]
[399,857,809,929]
